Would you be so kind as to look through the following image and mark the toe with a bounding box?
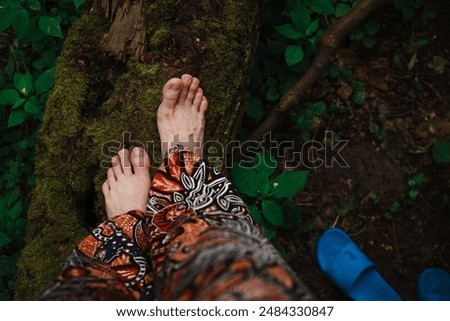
[131,147,150,176]
[111,155,122,177]
[102,180,110,195]
[118,149,132,175]
[178,74,193,103]
[186,77,200,104]
[107,168,116,184]
[199,96,208,114]
[192,88,203,109]
[160,78,182,110]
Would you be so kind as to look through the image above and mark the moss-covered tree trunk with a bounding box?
[15,0,263,300]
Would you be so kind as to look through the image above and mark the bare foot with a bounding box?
[102,147,151,219]
[157,74,208,157]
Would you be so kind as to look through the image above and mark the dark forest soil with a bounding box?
[277,2,450,300]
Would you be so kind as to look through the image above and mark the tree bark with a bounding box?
[248,0,393,142]
[15,0,264,300]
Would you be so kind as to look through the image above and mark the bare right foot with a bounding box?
[157,74,208,157]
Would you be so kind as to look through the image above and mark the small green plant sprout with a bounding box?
[407,172,425,200]
[369,192,380,205]
[384,201,401,220]
[432,140,450,164]
[231,152,308,239]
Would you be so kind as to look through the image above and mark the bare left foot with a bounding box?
[102,147,151,219]
[157,74,208,157]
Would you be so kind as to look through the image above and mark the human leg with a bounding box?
[146,75,313,300]
[40,148,154,300]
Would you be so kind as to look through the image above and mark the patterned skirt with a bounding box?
[40,147,313,300]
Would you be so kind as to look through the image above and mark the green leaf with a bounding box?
[254,152,277,177]
[402,6,415,21]
[312,101,326,115]
[285,44,304,66]
[35,68,55,94]
[265,87,280,101]
[74,0,87,9]
[432,140,450,164]
[261,223,277,240]
[248,204,263,226]
[365,21,380,35]
[231,164,269,197]
[408,173,425,187]
[353,89,365,105]
[11,8,29,39]
[305,19,320,36]
[262,199,284,226]
[0,255,17,276]
[335,3,351,17]
[2,188,20,210]
[0,9,18,31]
[362,35,376,48]
[39,16,63,38]
[28,0,42,11]
[0,232,12,249]
[283,200,302,228]
[310,0,335,15]
[408,189,419,200]
[12,98,26,109]
[274,24,302,40]
[7,200,23,220]
[24,96,42,114]
[245,96,264,121]
[350,28,364,41]
[7,108,27,127]
[0,89,20,105]
[13,73,33,96]
[270,170,308,198]
[291,2,310,32]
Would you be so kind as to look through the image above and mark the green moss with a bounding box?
[14,5,110,300]
[150,27,170,48]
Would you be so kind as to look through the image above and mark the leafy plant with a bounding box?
[231,152,308,239]
[0,0,83,300]
[384,201,401,220]
[243,0,379,141]
[349,20,380,48]
[407,172,425,200]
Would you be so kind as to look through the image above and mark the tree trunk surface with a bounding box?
[15,0,263,300]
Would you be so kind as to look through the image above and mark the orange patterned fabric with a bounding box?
[40,147,313,300]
